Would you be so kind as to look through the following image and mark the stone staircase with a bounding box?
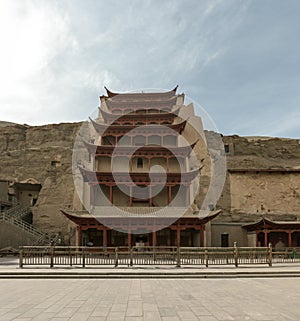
[3,205,32,220]
[32,233,61,246]
[0,209,44,239]
[0,205,60,246]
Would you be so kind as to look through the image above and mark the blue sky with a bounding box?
[0,0,299,138]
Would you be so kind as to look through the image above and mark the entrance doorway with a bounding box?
[221,233,229,247]
[133,234,150,247]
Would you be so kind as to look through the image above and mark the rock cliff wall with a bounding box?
[0,122,81,243]
[0,122,299,243]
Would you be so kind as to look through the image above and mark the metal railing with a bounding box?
[19,244,298,268]
[0,211,44,238]
[3,205,32,219]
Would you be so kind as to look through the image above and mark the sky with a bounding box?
[0,0,299,138]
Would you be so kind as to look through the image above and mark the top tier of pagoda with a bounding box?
[100,86,184,114]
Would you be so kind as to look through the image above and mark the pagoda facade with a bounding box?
[63,86,221,247]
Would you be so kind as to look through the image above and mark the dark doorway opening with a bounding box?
[221,233,229,247]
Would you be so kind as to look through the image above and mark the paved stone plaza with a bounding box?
[0,277,299,321]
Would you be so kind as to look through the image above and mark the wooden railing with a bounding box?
[19,244,300,268]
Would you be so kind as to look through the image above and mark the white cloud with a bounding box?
[0,0,74,122]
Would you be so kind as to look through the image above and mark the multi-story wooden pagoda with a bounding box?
[62,86,221,247]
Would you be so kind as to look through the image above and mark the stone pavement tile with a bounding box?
[0,312,22,320]
[129,294,142,301]
[159,307,178,317]
[44,303,66,313]
[197,317,218,321]
[18,308,47,318]
[54,306,79,318]
[143,302,159,312]
[106,311,126,321]
[68,311,92,320]
[88,317,106,321]
[96,300,114,308]
[90,307,110,317]
[0,308,12,317]
[227,317,255,321]
[144,310,162,321]
[114,297,129,303]
[10,304,34,313]
[126,301,143,317]
[190,306,212,316]
[111,303,127,312]
[211,310,235,320]
[222,306,246,317]
[161,317,181,321]
[77,304,98,313]
[142,297,156,304]
[66,300,86,308]
[176,310,198,320]
[11,318,32,321]
[125,317,144,321]
[31,312,56,321]
[156,300,174,308]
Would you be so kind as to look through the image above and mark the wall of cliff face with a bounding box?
[0,122,81,243]
[219,134,300,222]
[0,121,299,243]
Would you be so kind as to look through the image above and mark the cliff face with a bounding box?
[0,122,299,243]
[0,122,81,243]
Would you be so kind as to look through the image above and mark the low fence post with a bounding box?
[268,243,272,267]
[19,247,23,268]
[82,247,85,268]
[234,242,238,267]
[205,249,208,267]
[130,247,133,266]
[50,245,54,268]
[69,247,72,267]
[176,247,181,267]
[115,247,118,267]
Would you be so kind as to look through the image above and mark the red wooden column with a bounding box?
[103,228,107,247]
[130,157,133,172]
[149,185,152,207]
[130,186,133,207]
[166,157,169,173]
[264,230,268,246]
[77,226,82,246]
[256,231,259,247]
[176,223,181,247]
[128,232,132,248]
[110,185,113,205]
[168,186,172,204]
[90,185,93,208]
[200,225,205,247]
[288,231,292,247]
[152,231,156,247]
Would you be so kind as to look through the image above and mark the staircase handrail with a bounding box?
[0,211,45,238]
